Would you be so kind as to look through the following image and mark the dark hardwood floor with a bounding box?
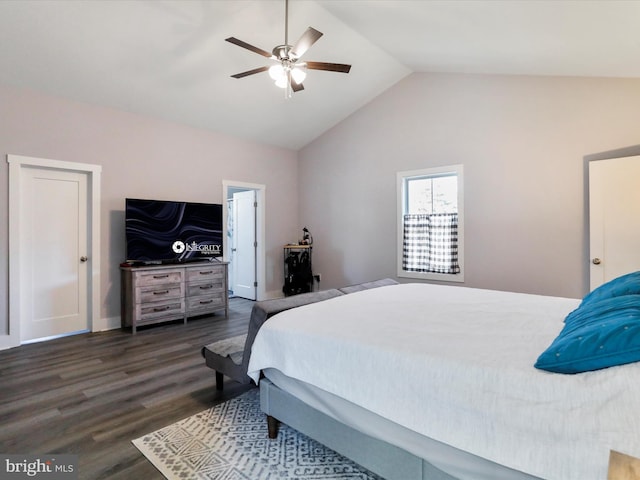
[0,297,256,479]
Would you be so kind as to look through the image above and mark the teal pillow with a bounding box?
[535,295,640,374]
[580,271,640,307]
[566,293,640,326]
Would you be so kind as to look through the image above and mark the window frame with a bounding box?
[396,165,465,282]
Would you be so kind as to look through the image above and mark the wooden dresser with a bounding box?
[121,261,228,333]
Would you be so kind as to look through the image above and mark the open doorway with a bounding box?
[223,181,266,301]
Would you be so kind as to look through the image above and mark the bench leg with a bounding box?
[215,371,224,391]
[267,415,279,439]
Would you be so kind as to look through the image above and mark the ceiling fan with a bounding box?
[225,0,351,97]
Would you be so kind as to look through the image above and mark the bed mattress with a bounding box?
[247,283,640,480]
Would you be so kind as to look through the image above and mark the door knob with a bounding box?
[592,258,601,265]
[80,256,88,262]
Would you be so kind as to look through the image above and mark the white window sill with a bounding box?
[398,270,465,283]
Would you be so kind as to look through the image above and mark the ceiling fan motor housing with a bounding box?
[273,45,294,60]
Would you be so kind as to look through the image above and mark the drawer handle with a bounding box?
[153,274,169,279]
[199,300,213,305]
[199,271,213,275]
[153,305,171,312]
[199,284,213,290]
[153,290,170,295]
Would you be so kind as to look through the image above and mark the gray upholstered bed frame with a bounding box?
[260,377,456,480]
[260,377,545,480]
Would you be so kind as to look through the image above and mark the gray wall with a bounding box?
[298,72,640,298]
[0,84,299,339]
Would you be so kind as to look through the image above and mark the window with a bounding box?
[397,165,464,282]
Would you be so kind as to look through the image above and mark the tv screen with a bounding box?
[125,198,223,264]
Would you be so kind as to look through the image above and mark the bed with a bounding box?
[247,281,640,480]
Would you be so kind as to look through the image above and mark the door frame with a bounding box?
[588,154,640,290]
[585,145,640,293]
[222,180,266,301]
[4,155,101,349]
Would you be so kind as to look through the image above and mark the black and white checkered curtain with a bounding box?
[403,213,460,274]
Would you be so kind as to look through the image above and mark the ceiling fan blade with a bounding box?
[231,66,269,79]
[305,61,352,74]
[290,27,323,59]
[225,37,273,58]
[291,79,304,92]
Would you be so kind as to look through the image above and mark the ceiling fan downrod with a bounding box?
[284,0,289,48]
[282,0,292,98]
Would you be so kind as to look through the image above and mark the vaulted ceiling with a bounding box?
[1,1,638,150]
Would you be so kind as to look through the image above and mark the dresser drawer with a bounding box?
[186,265,224,283]
[138,283,184,303]
[135,269,183,287]
[186,281,224,297]
[137,300,184,323]
[186,293,225,313]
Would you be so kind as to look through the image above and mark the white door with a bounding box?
[589,155,640,290]
[231,190,257,300]
[20,167,90,342]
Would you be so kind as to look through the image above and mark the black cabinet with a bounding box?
[283,245,313,296]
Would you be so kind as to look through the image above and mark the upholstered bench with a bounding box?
[202,289,344,390]
[202,278,399,390]
[201,334,247,390]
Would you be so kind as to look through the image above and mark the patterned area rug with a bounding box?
[133,388,383,479]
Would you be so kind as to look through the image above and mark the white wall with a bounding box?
[0,84,299,340]
[3,72,640,344]
[298,72,640,298]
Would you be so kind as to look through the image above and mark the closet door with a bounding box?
[589,155,640,289]
[19,166,90,341]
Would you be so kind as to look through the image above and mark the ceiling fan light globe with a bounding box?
[269,64,285,81]
[291,67,306,84]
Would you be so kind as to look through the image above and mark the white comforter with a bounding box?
[247,283,640,480]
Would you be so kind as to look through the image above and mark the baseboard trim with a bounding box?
[94,315,121,332]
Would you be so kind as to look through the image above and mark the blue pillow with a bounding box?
[580,271,640,307]
[535,295,640,374]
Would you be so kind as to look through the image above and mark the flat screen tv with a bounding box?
[125,198,223,264]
